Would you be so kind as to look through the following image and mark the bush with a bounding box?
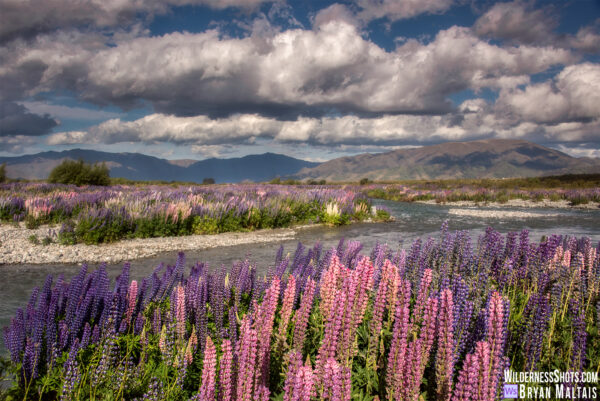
[48,159,110,186]
[202,177,215,184]
[0,163,6,183]
[359,177,370,185]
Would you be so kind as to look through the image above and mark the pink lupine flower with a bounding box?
[452,352,479,401]
[158,325,167,356]
[254,277,280,387]
[474,341,491,401]
[322,358,343,401]
[486,292,506,400]
[319,253,344,321]
[284,354,314,401]
[199,336,217,401]
[174,285,186,339]
[184,326,197,367]
[368,261,391,367]
[236,317,258,401]
[126,280,138,325]
[283,351,303,401]
[436,289,455,401]
[292,277,315,351]
[254,385,270,401]
[219,339,234,401]
[412,268,433,327]
[316,289,346,382]
[386,278,411,400]
[278,275,297,347]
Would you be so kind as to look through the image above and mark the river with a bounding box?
[1,200,599,351]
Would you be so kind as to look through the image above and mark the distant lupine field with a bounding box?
[0,183,387,244]
[365,183,600,206]
[2,226,599,400]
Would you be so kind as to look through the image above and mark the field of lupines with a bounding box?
[2,224,599,400]
[0,183,387,244]
[365,182,600,206]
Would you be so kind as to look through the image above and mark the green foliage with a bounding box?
[28,234,39,245]
[359,178,370,185]
[0,163,6,183]
[48,159,110,186]
[202,178,216,184]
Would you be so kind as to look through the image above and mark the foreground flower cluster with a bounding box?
[2,225,599,400]
[0,183,384,244]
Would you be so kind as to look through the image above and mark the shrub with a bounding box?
[0,163,6,183]
[48,159,110,186]
[359,177,370,185]
[202,178,215,184]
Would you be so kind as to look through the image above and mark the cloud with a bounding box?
[4,22,570,119]
[474,2,600,54]
[474,1,557,44]
[0,135,38,153]
[0,0,273,42]
[496,63,600,124]
[356,0,455,22]
[21,101,122,121]
[0,101,58,137]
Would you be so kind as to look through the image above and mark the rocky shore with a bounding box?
[417,199,600,210]
[0,223,296,265]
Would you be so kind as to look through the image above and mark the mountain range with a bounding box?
[1,139,599,183]
[0,149,318,183]
[295,139,600,181]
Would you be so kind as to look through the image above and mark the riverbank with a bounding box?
[416,199,600,210]
[0,223,297,265]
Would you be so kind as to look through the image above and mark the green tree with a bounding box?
[202,177,215,184]
[0,163,6,183]
[48,159,110,186]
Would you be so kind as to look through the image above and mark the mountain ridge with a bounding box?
[294,139,600,181]
[0,149,318,183]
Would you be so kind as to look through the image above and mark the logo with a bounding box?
[504,384,519,399]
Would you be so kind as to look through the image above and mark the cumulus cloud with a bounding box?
[0,0,273,42]
[3,22,573,119]
[356,0,455,22]
[474,1,557,44]
[0,101,58,137]
[496,63,600,124]
[474,2,600,54]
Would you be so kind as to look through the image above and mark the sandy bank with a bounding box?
[416,199,600,210]
[0,223,296,265]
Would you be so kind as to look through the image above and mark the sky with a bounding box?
[0,0,599,162]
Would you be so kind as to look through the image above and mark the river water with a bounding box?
[1,200,599,350]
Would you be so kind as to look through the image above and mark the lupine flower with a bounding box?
[291,276,315,351]
[436,289,455,401]
[386,278,411,400]
[236,317,258,401]
[219,339,234,401]
[126,280,138,325]
[173,285,186,340]
[322,358,343,401]
[277,275,297,349]
[199,336,217,401]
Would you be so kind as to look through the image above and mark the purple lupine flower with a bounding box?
[284,354,314,401]
[219,339,234,401]
[199,336,217,401]
[292,277,316,351]
[283,351,303,401]
[436,289,455,401]
[411,268,433,327]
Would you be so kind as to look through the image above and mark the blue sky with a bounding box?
[1,0,599,161]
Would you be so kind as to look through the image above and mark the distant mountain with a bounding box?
[294,139,600,181]
[0,149,318,183]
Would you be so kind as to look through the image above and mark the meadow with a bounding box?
[0,183,388,245]
[363,174,600,206]
[2,225,598,400]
